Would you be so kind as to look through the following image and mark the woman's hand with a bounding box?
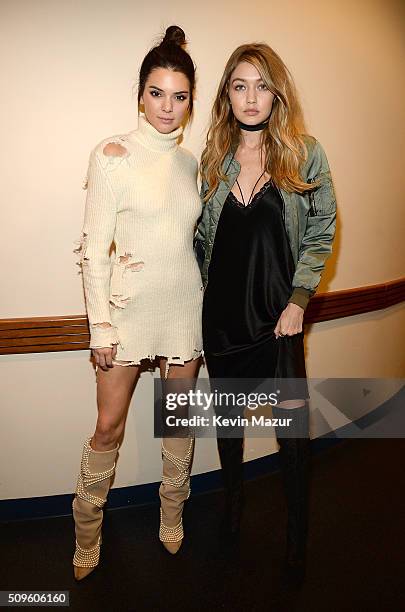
[274,302,304,339]
[92,345,117,371]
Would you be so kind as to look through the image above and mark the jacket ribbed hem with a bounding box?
[288,288,313,311]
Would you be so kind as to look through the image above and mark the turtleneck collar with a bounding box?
[127,115,183,153]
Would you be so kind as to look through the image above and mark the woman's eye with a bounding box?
[150,90,161,97]
[258,83,268,90]
[176,95,188,101]
[235,84,245,91]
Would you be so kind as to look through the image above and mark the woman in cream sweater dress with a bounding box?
[72,26,202,580]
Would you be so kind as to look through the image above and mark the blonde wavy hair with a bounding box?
[201,43,315,201]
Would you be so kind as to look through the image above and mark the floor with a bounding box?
[1,438,404,612]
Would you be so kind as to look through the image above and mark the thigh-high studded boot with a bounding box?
[72,437,119,580]
[159,436,194,554]
[217,437,245,538]
[272,403,311,588]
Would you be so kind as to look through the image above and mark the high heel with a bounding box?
[159,436,194,554]
[72,437,119,580]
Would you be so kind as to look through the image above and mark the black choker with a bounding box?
[236,101,275,132]
[236,118,269,132]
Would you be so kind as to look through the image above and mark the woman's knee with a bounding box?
[93,418,123,446]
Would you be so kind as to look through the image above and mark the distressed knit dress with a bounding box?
[76,116,203,366]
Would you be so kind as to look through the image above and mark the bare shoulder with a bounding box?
[102,142,127,157]
[92,133,130,159]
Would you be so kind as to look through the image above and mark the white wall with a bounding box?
[1,0,404,501]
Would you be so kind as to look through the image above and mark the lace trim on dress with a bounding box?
[228,179,273,209]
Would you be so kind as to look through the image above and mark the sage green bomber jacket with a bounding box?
[194,135,337,311]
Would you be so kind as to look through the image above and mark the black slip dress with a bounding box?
[202,180,309,401]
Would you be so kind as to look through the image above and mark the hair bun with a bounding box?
[162,25,186,47]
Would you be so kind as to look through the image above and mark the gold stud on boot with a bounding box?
[72,437,118,580]
[159,437,194,554]
[73,538,101,581]
[159,508,184,554]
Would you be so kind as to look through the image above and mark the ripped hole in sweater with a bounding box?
[73,233,89,273]
[118,253,145,271]
[126,261,145,271]
[103,142,128,157]
[110,297,131,309]
[109,254,145,309]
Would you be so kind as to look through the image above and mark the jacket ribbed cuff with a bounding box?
[288,288,313,311]
[89,324,120,349]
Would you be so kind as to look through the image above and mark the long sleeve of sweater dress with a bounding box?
[76,116,203,362]
[77,149,120,348]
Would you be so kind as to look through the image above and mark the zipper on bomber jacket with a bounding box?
[275,183,299,266]
[307,177,317,216]
[275,183,286,222]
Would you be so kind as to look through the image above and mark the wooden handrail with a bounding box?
[1,278,404,355]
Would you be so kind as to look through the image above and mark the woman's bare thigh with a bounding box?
[92,364,140,448]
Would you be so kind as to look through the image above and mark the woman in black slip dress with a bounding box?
[203,179,307,388]
[198,43,336,588]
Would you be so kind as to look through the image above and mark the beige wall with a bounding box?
[1,0,404,501]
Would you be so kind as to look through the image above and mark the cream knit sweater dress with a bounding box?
[76,116,203,366]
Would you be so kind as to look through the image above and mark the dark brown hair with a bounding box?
[138,26,195,115]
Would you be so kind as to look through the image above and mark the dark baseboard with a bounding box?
[0,436,342,522]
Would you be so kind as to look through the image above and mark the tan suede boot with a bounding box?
[159,436,194,554]
[72,437,119,580]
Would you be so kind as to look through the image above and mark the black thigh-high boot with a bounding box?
[272,403,310,588]
[216,436,244,538]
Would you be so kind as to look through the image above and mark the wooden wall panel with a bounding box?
[1,278,404,355]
